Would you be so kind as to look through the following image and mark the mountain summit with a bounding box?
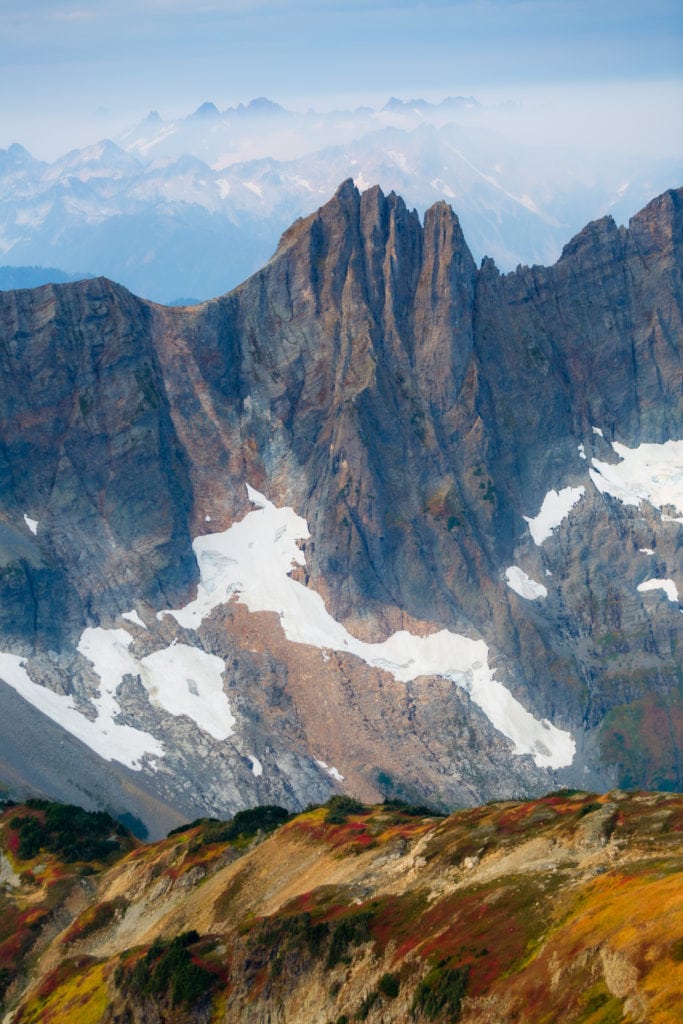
[0,182,681,836]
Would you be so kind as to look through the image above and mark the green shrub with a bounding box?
[169,806,291,845]
[117,931,214,1008]
[326,911,373,968]
[382,798,445,818]
[0,967,12,1003]
[10,803,124,862]
[324,796,367,825]
[378,971,400,998]
[253,911,330,968]
[412,964,469,1022]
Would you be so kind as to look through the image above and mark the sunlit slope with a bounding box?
[2,789,681,1023]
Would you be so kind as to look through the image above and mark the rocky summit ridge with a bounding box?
[0,181,681,837]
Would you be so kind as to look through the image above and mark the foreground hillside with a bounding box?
[1,790,681,1023]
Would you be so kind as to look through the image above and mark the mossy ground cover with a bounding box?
[286,802,437,856]
[13,958,109,1024]
[61,896,127,945]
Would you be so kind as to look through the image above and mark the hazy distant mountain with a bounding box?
[0,99,679,303]
[0,265,93,290]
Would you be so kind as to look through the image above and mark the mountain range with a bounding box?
[0,97,680,303]
[0,180,680,839]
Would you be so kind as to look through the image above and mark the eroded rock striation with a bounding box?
[0,181,681,832]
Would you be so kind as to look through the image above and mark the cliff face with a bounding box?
[0,182,681,830]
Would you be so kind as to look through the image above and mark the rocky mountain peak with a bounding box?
[0,183,681,835]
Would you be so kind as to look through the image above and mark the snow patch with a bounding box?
[589,439,683,517]
[139,644,233,740]
[23,514,38,535]
[121,609,147,630]
[524,486,585,545]
[163,485,575,769]
[0,617,237,766]
[0,642,162,770]
[578,444,586,460]
[505,566,548,601]
[592,426,604,437]
[315,758,344,783]
[638,548,655,555]
[249,755,263,777]
[637,578,679,603]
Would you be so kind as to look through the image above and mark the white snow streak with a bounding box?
[589,439,683,519]
[315,758,345,783]
[0,643,162,770]
[505,566,548,601]
[23,515,38,535]
[524,486,585,545]
[121,609,147,630]
[163,485,575,769]
[249,755,263,777]
[637,578,679,603]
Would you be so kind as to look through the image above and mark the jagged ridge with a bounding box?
[0,182,681,833]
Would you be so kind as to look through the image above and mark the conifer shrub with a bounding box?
[116,931,216,1008]
[324,795,367,825]
[169,805,291,845]
[326,911,373,968]
[377,971,400,997]
[412,963,469,1021]
[354,989,378,1019]
[382,798,445,818]
[10,803,125,862]
[577,802,602,818]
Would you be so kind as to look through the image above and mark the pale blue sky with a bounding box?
[1,0,682,157]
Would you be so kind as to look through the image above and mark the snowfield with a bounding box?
[506,566,548,600]
[163,486,575,769]
[524,486,585,545]
[589,439,683,519]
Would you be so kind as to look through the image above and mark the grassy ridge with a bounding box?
[1,791,681,1022]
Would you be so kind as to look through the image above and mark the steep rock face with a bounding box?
[0,182,681,831]
[0,279,196,650]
